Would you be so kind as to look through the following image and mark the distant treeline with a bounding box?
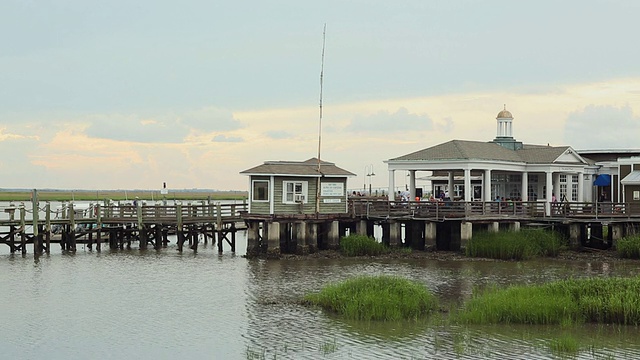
[0,190,248,202]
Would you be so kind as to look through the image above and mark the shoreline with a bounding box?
[270,248,624,262]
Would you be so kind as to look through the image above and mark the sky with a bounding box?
[2,0,640,191]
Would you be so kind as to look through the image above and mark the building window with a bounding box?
[528,174,538,183]
[559,174,567,183]
[252,180,269,202]
[508,175,521,182]
[572,175,579,183]
[283,181,308,204]
[528,185,538,201]
[454,184,464,198]
[560,183,567,201]
[634,191,640,201]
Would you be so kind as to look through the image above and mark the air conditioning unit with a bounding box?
[294,194,305,203]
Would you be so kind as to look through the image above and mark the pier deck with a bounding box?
[0,201,247,255]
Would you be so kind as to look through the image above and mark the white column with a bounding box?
[545,171,553,215]
[388,170,395,200]
[447,171,454,199]
[553,173,560,200]
[464,169,471,202]
[578,172,584,202]
[496,121,500,137]
[484,169,492,202]
[521,171,528,201]
[409,170,416,200]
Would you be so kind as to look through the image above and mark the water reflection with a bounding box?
[242,256,640,359]
[3,230,640,359]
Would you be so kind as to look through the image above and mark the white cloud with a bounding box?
[265,130,293,139]
[212,134,243,143]
[181,107,242,132]
[563,104,640,149]
[345,107,433,133]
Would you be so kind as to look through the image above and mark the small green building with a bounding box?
[240,158,355,216]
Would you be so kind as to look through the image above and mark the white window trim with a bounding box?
[251,179,270,202]
[282,180,308,204]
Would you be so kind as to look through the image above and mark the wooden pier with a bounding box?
[243,198,640,257]
[0,201,247,255]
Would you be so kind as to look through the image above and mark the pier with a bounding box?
[0,201,247,255]
[243,198,640,257]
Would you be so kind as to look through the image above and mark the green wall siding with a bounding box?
[248,175,348,215]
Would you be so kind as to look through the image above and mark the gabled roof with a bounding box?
[621,171,640,185]
[240,158,355,177]
[516,145,571,163]
[389,140,586,165]
[390,140,523,163]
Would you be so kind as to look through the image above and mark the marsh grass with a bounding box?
[305,275,437,321]
[456,276,640,326]
[339,234,388,256]
[245,346,266,360]
[465,229,566,260]
[319,338,338,355]
[617,234,640,259]
[548,334,580,355]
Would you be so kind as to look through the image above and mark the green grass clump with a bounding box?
[456,276,640,326]
[548,334,580,355]
[305,275,437,321]
[339,234,387,256]
[465,229,566,260]
[617,234,640,259]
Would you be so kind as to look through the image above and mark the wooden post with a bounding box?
[32,189,40,255]
[176,204,184,252]
[154,225,162,250]
[231,223,236,252]
[162,228,169,247]
[96,204,102,252]
[45,202,51,254]
[190,225,198,252]
[137,201,146,249]
[109,228,117,250]
[87,223,94,250]
[20,205,26,254]
[69,202,76,251]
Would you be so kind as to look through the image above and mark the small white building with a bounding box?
[385,107,640,214]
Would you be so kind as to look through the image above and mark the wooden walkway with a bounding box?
[349,198,640,222]
[0,201,248,255]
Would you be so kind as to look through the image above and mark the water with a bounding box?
[3,203,640,359]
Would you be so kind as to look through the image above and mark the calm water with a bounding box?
[3,202,640,359]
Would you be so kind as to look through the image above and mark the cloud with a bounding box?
[265,130,293,139]
[345,107,433,133]
[435,117,454,133]
[0,128,39,142]
[84,107,244,143]
[212,134,243,142]
[563,104,640,149]
[181,107,242,132]
[86,115,188,143]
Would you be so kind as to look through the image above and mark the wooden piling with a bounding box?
[20,206,26,254]
[45,202,51,254]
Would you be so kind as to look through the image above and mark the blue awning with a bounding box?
[593,174,611,186]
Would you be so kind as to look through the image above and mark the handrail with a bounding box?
[348,199,640,221]
[0,203,249,224]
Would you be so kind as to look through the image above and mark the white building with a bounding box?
[385,107,640,215]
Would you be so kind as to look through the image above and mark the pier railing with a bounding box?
[0,201,248,228]
[349,199,640,221]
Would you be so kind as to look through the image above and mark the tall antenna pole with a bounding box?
[317,23,326,171]
[316,24,326,215]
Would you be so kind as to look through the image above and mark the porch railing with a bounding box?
[349,199,640,220]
